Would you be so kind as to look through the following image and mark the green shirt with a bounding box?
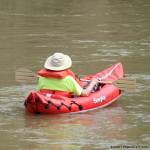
[37,76,83,96]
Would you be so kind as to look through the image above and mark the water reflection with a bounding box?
[23,104,127,149]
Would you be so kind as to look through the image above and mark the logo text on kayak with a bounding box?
[93,96,106,104]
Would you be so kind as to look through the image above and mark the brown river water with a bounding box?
[0,0,150,150]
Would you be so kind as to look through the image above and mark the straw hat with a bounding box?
[44,53,72,71]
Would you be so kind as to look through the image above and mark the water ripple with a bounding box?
[0,85,36,115]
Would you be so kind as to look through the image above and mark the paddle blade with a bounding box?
[15,68,37,84]
[114,78,136,84]
[113,78,136,92]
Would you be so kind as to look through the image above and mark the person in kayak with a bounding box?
[37,52,99,97]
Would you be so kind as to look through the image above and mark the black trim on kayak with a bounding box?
[44,99,83,111]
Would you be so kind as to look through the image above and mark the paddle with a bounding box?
[15,68,136,91]
[15,68,37,84]
[80,78,136,91]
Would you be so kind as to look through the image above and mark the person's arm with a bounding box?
[66,76,99,97]
[81,78,99,96]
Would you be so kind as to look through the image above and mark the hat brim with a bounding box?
[44,55,72,71]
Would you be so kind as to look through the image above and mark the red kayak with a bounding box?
[24,63,123,114]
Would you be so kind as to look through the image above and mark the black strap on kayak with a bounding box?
[45,100,72,111]
[24,95,32,107]
[60,102,72,111]
[24,98,28,107]
[34,96,41,114]
[71,101,83,110]
[45,100,83,111]
[45,100,60,110]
